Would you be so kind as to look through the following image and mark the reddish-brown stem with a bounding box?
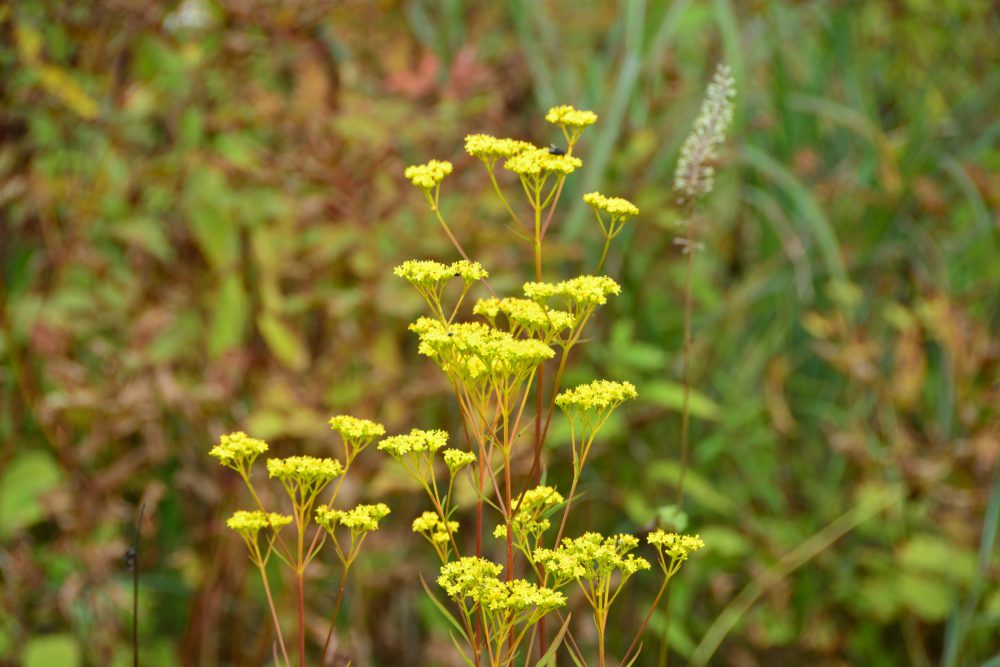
[296,572,306,667]
[320,567,350,665]
[621,573,671,666]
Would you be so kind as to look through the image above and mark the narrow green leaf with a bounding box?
[257,313,309,371]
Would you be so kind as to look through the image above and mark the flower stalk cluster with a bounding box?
[386,100,717,667]
[208,416,387,667]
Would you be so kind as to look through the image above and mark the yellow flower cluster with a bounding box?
[393,259,488,289]
[583,192,639,219]
[437,556,503,598]
[555,379,638,412]
[443,448,476,474]
[315,503,391,533]
[404,159,453,190]
[414,320,555,387]
[412,511,458,544]
[464,134,534,161]
[504,148,582,177]
[437,557,566,614]
[266,456,344,484]
[523,275,622,309]
[507,485,564,537]
[209,431,268,471]
[328,415,385,442]
[545,105,599,129]
[377,428,449,458]
[647,529,705,561]
[226,510,292,538]
[473,297,575,339]
[535,532,651,582]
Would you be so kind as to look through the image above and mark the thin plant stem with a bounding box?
[320,567,351,665]
[621,572,671,666]
[296,571,306,667]
[259,564,291,667]
[675,201,698,506]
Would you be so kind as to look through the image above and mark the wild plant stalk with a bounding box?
[660,64,736,667]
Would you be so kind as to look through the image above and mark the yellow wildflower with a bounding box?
[583,192,639,219]
[465,134,534,161]
[404,159,453,190]
[545,105,598,129]
[209,431,268,472]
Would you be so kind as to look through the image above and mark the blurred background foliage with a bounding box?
[1,0,999,666]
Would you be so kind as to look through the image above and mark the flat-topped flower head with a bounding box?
[583,192,639,219]
[328,415,385,442]
[648,530,705,562]
[535,532,651,585]
[404,159,453,190]
[523,275,622,314]
[394,260,454,289]
[437,556,504,600]
[450,259,489,284]
[412,511,459,544]
[415,322,555,387]
[226,510,292,539]
[556,379,638,413]
[316,503,391,534]
[545,105,598,129]
[674,64,736,199]
[474,297,575,340]
[465,134,535,161]
[377,428,449,459]
[478,578,566,614]
[443,448,476,474]
[504,148,582,177]
[517,485,564,517]
[210,431,268,472]
[266,456,344,485]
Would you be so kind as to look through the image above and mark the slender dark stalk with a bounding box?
[320,568,350,664]
[131,503,145,667]
[675,201,697,506]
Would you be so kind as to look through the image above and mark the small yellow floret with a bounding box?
[378,428,449,458]
[465,134,535,160]
[328,415,386,441]
[226,510,292,538]
[545,105,598,128]
[266,456,343,484]
[443,449,476,474]
[523,275,621,309]
[404,159,453,190]
[647,530,705,561]
[583,192,639,218]
[316,503,390,533]
[209,431,268,470]
[504,148,582,177]
[412,511,459,543]
[555,379,638,412]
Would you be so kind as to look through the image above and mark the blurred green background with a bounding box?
[1,1,999,665]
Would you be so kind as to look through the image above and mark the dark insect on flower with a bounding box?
[447,332,455,337]
[125,546,136,571]
[548,144,566,156]
[454,273,461,277]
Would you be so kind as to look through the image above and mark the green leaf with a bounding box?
[23,635,80,667]
[534,613,571,667]
[898,534,977,586]
[182,166,239,270]
[0,451,62,538]
[257,313,308,371]
[209,273,249,357]
[641,381,720,420]
[897,572,956,622]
